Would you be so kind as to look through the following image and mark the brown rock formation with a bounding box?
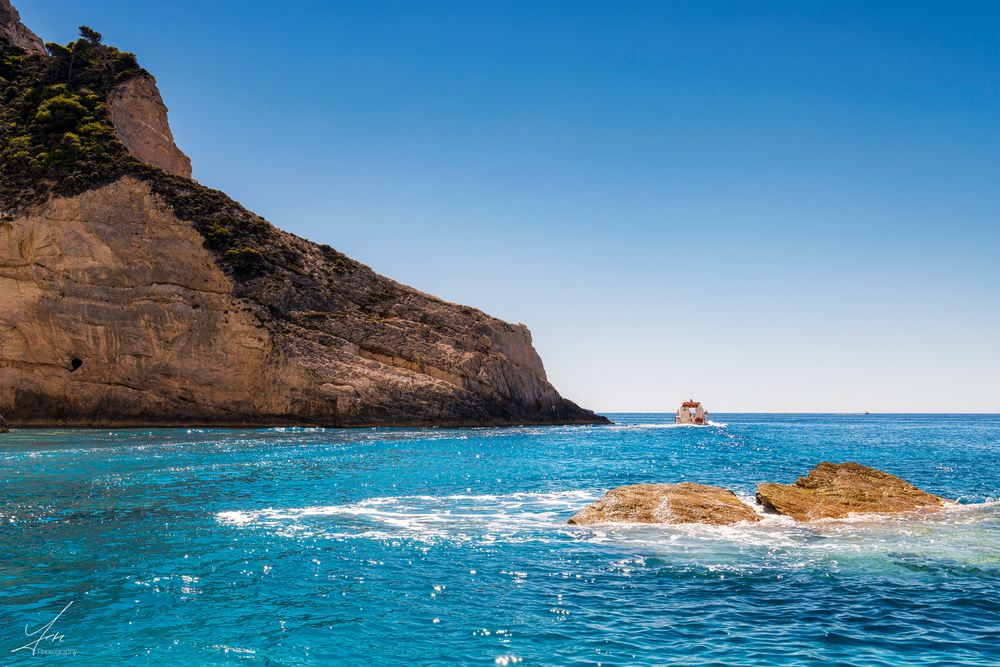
[0,177,606,427]
[1,180,273,424]
[0,0,43,54]
[755,462,948,521]
[0,1,607,428]
[568,483,761,526]
[3,1,191,177]
[108,74,193,178]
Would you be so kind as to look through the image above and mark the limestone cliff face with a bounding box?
[0,178,604,426]
[0,179,274,424]
[0,0,43,54]
[0,1,606,427]
[108,74,193,179]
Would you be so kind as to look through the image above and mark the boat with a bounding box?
[675,399,708,425]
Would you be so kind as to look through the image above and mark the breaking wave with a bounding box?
[216,490,1000,574]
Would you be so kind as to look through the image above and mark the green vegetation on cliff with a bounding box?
[0,28,279,280]
[0,27,138,210]
[0,13,607,427]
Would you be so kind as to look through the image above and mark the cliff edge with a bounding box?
[107,73,192,178]
[0,0,42,54]
[0,5,608,427]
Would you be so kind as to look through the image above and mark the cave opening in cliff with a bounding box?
[69,358,83,372]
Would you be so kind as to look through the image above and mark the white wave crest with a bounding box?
[215,489,602,543]
[215,490,1000,573]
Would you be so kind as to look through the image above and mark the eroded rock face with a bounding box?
[108,74,193,178]
[568,483,761,526]
[756,462,948,521]
[0,0,44,54]
[0,178,605,427]
[0,179,276,424]
[0,0,606,427]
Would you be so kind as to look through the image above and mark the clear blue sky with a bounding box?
[18,1,1000,412]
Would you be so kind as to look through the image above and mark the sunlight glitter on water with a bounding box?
[215,489,1000,577]
[3,414,1000,665]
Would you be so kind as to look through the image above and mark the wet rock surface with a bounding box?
[568,483,761,526]
[756,462,948,521]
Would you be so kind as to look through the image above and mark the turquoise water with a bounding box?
[2,414,999,665]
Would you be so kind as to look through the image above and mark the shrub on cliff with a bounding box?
[0,28,139,210]
[0,28,281,282]
[222,247,266,278]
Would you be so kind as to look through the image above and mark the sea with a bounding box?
[1,414,998,665]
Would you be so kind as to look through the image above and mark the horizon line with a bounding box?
[600,411,1000,415]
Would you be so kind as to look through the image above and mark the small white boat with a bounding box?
[675,399,708,425]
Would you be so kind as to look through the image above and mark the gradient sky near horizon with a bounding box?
[18,1,1000,412]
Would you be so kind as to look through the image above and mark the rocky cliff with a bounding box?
[107,74,193,178]
[0,4,607,427]
[0,0,42,54]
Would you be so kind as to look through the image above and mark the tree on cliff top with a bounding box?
[0,26,141,210]
[0,26,275,280]
[45,25,135,88]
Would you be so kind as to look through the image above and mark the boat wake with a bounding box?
[616,420,728,430]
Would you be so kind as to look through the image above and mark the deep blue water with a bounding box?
[1,414,999,665]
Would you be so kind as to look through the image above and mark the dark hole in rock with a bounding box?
[70,358,83,372]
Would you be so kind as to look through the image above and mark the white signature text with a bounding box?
[11,601,73,656]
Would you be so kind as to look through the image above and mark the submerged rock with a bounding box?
[756,462,948,521]
[568,483,761,526]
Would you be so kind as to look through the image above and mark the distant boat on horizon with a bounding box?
[675,399,708,425]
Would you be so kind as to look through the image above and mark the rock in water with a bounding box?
[0,413,8,433]
[0,3,608,428]
[755,462,948,521]
[568,483,761,526]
